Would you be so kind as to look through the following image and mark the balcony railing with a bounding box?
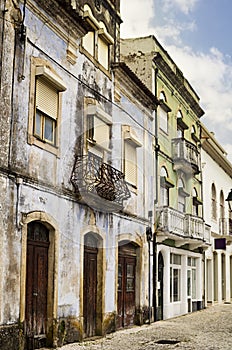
[172,138,200,174]
[156,206,210,243]
[71,153,130,211]
[219,218,232,236]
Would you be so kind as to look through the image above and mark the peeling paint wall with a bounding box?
[0,0,153,347]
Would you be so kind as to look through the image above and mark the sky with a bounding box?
[120,0,232,162]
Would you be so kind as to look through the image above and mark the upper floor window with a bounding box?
[158,91,171,134]
[178,178,189,213]
[211,183,217,220]
[28,59,66,156]
[177,110,188,137]
[160,166,174,206]
[192,187,202,216]
[123,126,142,188]
[82,5,114,71]
[220,190,225,219]
[86,102,112,160]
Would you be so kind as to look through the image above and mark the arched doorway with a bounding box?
[25,221,50,349]
[157,252,164,320]
[117,242,137,328]
[83,233,102,338]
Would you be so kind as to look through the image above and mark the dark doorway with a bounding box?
[117,242,137,328]
[84,234,98,338]
[157,252,164,321]
[25,221,50,349]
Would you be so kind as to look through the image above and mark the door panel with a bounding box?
[117,244,136,328]
[84,249,98,337]
[25,222,49,349]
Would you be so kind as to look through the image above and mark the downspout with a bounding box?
[199,123,206,308]
[0,0,7,90]
[153,67,159,321]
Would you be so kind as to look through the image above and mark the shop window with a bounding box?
[170,253,181,302]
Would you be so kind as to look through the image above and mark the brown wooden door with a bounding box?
[25,222,49,349]
[117,244,136,328]
[84,246,98,337]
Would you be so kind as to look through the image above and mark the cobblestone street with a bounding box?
[42,303,232,350]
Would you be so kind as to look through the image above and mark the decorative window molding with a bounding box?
[81,5,113,72]
[28,58,66,156]
[85,102,112,159]
[123,125,141,188]
[177,110,188,130]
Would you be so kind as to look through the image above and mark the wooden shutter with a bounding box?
[94,116,110,149]
[36,78,58,119]
[124,141,136,185]
[98,36,109,69]
[82,31,95,56]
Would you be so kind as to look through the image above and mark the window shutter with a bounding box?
[94,116,110,149]
[124,141,136,185]
[36,78,58,119]
[82,31,95,56]
[98,36,109,69]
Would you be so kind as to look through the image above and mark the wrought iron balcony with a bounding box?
[172,138,200,175]
[71,153,130,212]
[155,206,210,248]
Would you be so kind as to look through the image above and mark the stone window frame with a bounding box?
[80,5,114,74]
[28,57,66,157]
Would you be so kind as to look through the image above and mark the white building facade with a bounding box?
[201,126,232,306]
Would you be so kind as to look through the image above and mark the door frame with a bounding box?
[82,232,104,338]
[20,211,59,348]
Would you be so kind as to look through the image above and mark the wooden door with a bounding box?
[117,243,136,328]
[25,222,49,349]
[84,239,98,338]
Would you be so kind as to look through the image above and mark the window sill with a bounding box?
[80,46,112,79]
[28,134,60,157]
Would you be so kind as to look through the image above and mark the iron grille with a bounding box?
[71,153,130,207]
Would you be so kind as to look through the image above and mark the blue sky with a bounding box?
[120,0,232,162]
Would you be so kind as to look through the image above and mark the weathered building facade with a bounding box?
[121,36,211,320]
[0,1,155,349]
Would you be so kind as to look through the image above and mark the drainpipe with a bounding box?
[153,67,159,321]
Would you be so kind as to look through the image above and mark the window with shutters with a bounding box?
[123,126,142,188]
[81,5,113,72]
[85,102,112,160]
[28,58,66,155]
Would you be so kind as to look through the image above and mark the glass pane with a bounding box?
[118,277,122,291]
[35,111,42,137]
[126,277,134,291]
[187,270,191,296]
[44,117,54,143]
[173,269,180,301]
[192,269,196,299]
[170,267,172,302]
[127,264,134,277]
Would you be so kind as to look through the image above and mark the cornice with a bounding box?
[153,52,204,119]
[112,62,158,113]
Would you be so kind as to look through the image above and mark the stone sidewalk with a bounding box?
[42,303,232,349]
